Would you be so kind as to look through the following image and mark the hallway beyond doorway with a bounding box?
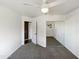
[47,37,63,48]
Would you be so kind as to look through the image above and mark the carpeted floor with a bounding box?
[47,37,63,48]
[8,37,78,59]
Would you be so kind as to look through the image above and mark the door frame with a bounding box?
[24,21,29,44]
[22,19,31,45]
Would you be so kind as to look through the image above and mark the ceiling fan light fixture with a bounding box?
[41,8,49,13]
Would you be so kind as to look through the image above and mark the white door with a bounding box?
[37,19,46,47]
[31,19,37,44]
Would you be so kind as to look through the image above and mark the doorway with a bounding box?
[46,21,56,47]
[24,21,29,44]
[46,21,63,48]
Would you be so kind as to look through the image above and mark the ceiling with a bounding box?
[0,0,79,17]
[49,0,79,15]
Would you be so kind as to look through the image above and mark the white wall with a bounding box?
[46,21,55,37]
[54,21,65,45]
[54,8,79,58]
[0,6,21,59]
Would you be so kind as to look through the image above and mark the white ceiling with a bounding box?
[0,0,79,17]
[49,0,79,15]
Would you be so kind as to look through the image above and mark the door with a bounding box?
[31,19,37,44]
[37,19,46,47]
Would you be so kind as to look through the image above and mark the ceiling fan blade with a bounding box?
[46,0,66,8]
[24,2,40,8]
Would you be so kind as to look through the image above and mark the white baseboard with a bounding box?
[7,44,22,59]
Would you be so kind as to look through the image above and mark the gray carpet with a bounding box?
[47,37,63,48]
[8,37,78,59]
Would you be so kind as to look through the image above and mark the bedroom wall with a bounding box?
[0,6,21,59]
[54,8,79,58]
[46,21,55,37]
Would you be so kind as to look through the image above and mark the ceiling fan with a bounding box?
[24,0,66,13]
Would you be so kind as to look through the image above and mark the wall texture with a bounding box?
[55,8,79,58]
[0,6,21,59]
[46,21,55,37]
